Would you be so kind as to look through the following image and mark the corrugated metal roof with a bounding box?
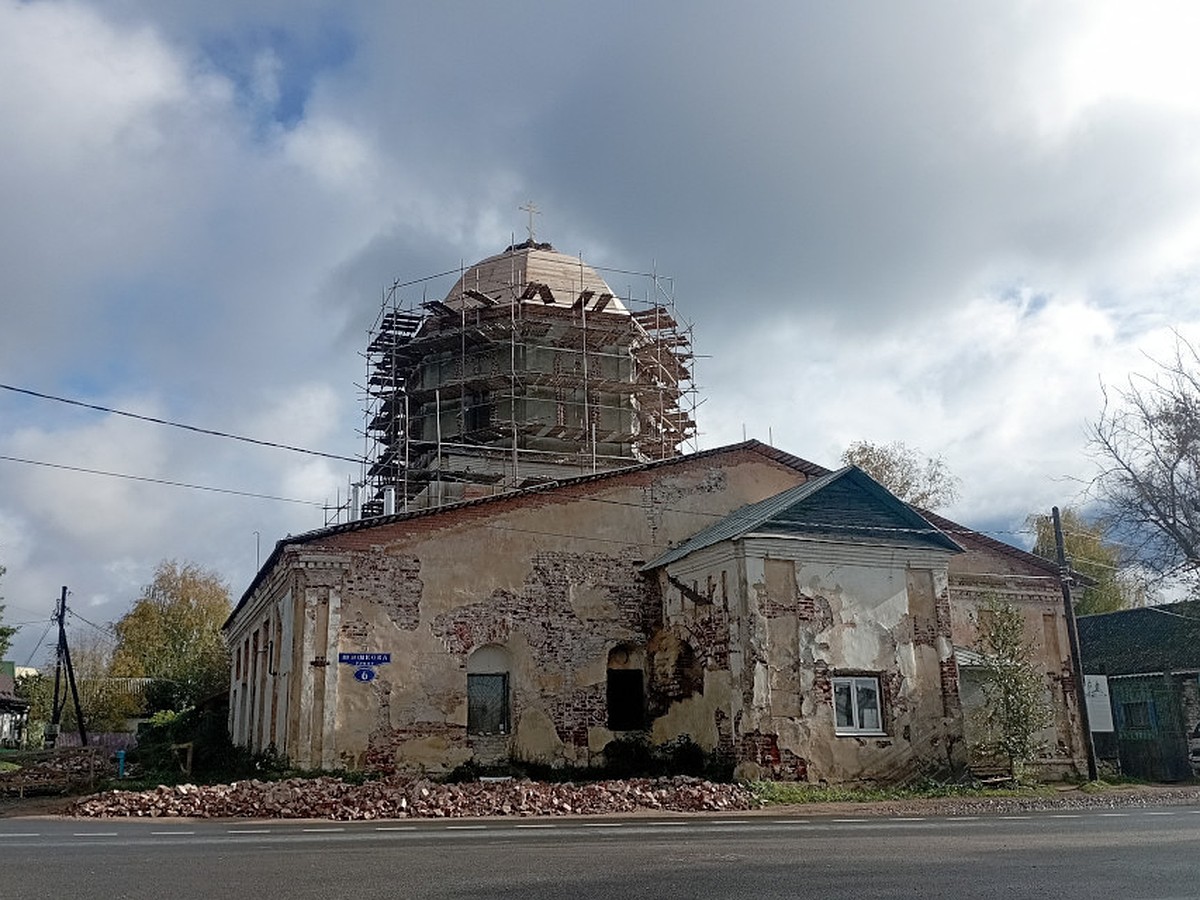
[1078,600,1200,676]
[642,466,962,570]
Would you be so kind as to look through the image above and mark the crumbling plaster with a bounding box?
[660,536,962,783]
[227,451,809,773]
[949,573,1085,775]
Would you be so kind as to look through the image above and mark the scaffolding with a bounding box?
[352,240,698,518]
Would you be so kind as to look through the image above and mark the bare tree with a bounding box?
[841,440,960,509]
[1091,333,1200,582]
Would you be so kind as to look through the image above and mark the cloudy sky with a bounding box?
[3,1,1200,665]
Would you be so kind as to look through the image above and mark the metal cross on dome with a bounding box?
[519,200,541,242]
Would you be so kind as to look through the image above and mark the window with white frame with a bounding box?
[833,675,884,735]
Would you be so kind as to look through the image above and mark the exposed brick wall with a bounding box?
[427,549,656,752]
[740,730,808,780]
[678,610,731,671]
[430,551,651,667]
[365,723,466,773]
[545,684,608,748]
[342,551,422,631]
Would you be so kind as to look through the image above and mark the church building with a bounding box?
[223,240,1087,783]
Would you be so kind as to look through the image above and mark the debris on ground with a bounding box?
[0,748,105,798]
[69,775,758,820]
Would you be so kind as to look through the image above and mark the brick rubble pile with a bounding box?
[70,776,758,820]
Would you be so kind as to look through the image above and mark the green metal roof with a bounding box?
[1078,600,1200,676]
[642,466,963,570]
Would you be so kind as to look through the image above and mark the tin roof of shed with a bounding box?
[1078,600,1200,676]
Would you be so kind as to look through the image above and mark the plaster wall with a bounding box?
[227,450,808,772]
[662,537,961,783]
[949,574,1084,776]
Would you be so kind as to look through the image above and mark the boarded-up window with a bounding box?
[467,673,510,734]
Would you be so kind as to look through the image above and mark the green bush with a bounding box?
[128,704,276,784]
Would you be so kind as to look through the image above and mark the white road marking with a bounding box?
[1145,812,1176,816]
[1099,813,1129,817]
[709,820,751,825]
[1000,816,1031,820]
[515,824,556,829]
[892,817,926,822]
[227,829,272,834]
[645,821,688,826]
[831,818,868,823]
[375,826,417,831]
[151,831,195,836]
[948,817,980,821]
[302,827,345,833]
[581,822,623,828]
[0,833,41,838]
[446,825,487,830]
[1051,815,1080,819]
[73,833,118,837]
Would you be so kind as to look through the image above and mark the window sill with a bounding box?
[835,730,888,738]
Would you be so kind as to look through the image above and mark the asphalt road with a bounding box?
[3,806,1199,899]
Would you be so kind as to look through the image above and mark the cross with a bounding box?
[519,200,541,242]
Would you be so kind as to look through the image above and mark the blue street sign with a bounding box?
[353,668,376,683]
[338,652,391,666]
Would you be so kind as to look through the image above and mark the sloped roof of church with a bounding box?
[442,240,628,313]
[642,466,963,570]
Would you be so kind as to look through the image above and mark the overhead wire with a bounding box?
[0,454,324,507]
[22,621,53,667]
[67,608,116,637]
[0,382,362,464]
[0,383,1090,547]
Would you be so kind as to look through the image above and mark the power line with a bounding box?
[23,620,54,667]
[0,382,362,464]
[69,611,113,632]
[67,608,116,637]
[0,454,324,507]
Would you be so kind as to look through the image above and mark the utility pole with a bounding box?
[48,586,87,748]
[1052,507,1097,781]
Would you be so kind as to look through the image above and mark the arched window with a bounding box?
[607,645,646,731]
[467,645,511,735]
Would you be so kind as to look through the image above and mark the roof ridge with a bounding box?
[227,441,826,626]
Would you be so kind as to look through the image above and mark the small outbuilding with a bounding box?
[1079,601,1200,781]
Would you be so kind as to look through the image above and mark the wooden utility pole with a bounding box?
[1052,507,1097,781]
[48,586,87,748]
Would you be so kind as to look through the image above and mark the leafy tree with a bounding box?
[71,630,143,733]
[1027,508,1145,614]
[110,561,232,710]
[970,597,1054,780]
[16,631,141,739]
[14,671,53,748]
[841,440,960,509]
[1091,333,1200,583]
[0,563,15,660]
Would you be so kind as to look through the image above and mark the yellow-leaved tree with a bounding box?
[111,561,232,711]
